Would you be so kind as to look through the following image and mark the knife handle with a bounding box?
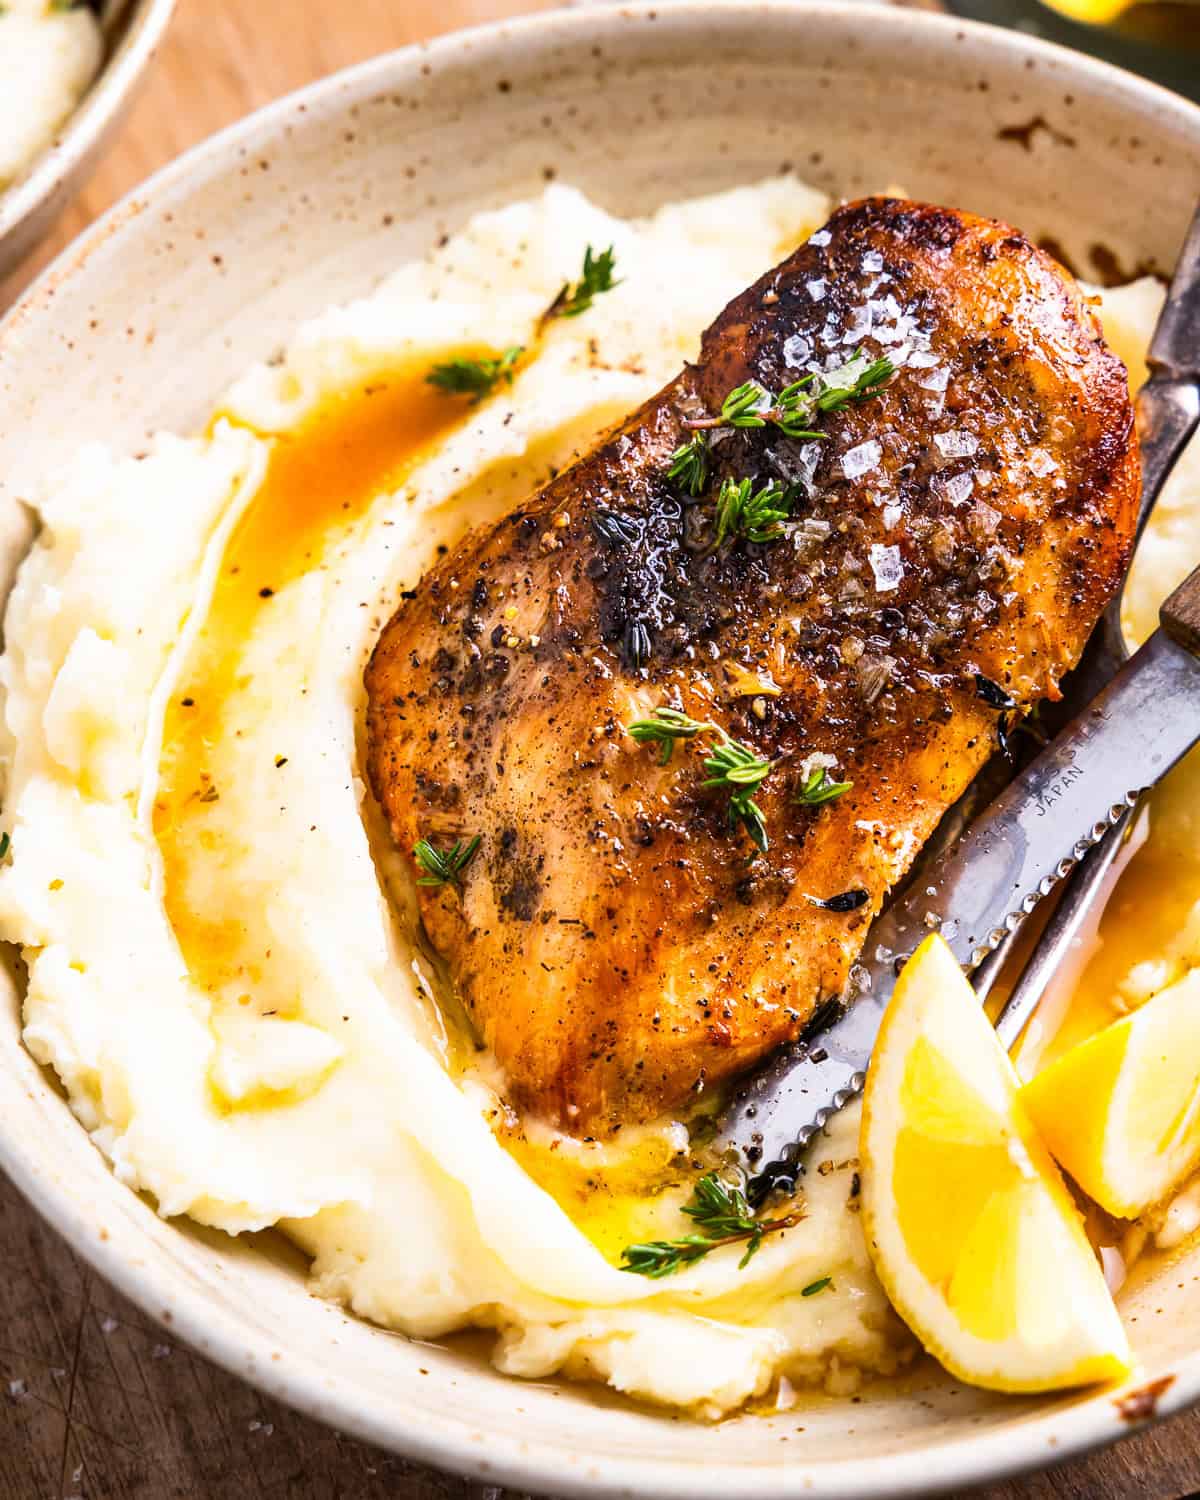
[1161,562,1200,657]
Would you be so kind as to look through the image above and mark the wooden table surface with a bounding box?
[2,3,1198,1497]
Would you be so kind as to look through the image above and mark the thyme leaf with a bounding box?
[666,433,710,496]
[426,346,523,401]
[413,834,482,888]
[686,351,895,441]
[543,244,621,323]
[626,707,777,850]
[812,350,894,412]
[794,766,852,806]
[626,706,708,765]
[719,380,772,428]
[701,736,776,853]
[712,477,798,547]
[620,1171,804,1278]
[801,1275,834,1297]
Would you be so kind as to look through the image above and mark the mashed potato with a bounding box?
[0,1,102,190]
[1,179,1195,1417]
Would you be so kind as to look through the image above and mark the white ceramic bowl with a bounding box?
[0,0,176,281]
[1,5,1198,1495]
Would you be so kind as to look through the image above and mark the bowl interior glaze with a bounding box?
[0,6,1197,1496]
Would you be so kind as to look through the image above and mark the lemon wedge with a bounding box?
[860,933,1131,1392]
[1022,968,1200,1220]
[1038,0,1134,24]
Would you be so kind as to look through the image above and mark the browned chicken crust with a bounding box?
[365,197,1139,1135]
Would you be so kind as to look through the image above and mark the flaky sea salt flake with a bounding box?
[782,333,813,368]
[1028,448,1058,477]
[869,543,904,593]
[842,439,881,480]
[842,304,873,344]
[935,429,979,459]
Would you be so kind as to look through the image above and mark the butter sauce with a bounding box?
[154,367,474,998]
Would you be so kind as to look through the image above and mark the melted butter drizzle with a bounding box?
[154,364,476,994]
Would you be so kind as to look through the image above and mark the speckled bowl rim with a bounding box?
[2,5,1200,1496]
[0,0,177,272]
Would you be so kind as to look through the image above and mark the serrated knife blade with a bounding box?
[716,572,1200,1201]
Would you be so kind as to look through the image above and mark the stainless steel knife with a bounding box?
[715,562,1200,1202]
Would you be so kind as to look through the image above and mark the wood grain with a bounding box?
[1,2,1197,1497]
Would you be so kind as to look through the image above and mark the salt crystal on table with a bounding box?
[806,278,827,302]
[151,1343,171,1359]
[942,471,974,506]
[101,1316,119,1334]
[916,366,949,393]
[869,542,904,592]
[907,349,939,368]
[842,439,881,479]
[8,1379,26,1400]
[862,250,884,273]
[934,429,979,459]
[883,503,903,530]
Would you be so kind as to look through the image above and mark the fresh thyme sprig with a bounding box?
[543,244,621,323]
[685,351,895,442]
[712,477,798,547]
[627,707,776,850]
[426,347,522,401]
[666,433,710,497]
[620,1171,804,1278]
[702,735,775,852]
[413,835,482,888]
[626,706,707,765]
[794,766,852,806]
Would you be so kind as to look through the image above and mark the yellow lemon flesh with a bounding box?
[1022,968,1200,1220]
[1038,0,1134,24]
[860,934,1131,1392]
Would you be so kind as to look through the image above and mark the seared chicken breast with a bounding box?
[365,198,1139,1135]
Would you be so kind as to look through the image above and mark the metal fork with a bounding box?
[974,201,1200,1046]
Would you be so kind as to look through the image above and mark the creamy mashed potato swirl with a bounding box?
[2,181,1195,1417]
[0,182,914,1416]
[0,1,102,190]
